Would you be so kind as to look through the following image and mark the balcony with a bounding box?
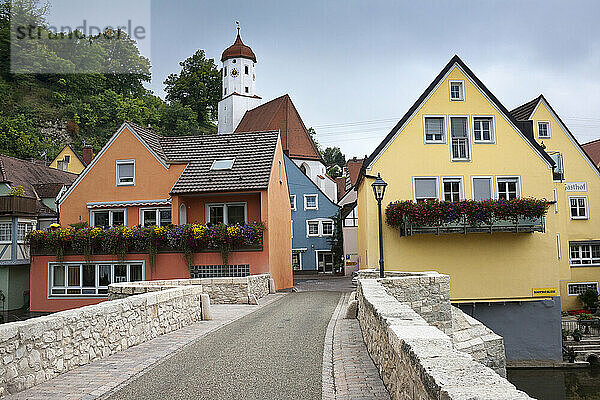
[451,137,469,160]
[0,196,37,216]
[399,215,545,236]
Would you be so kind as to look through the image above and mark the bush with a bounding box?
[579,289,599,311]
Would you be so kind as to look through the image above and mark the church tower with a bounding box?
[217,27,261,133]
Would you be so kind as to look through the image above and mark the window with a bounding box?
[413,177,438,202]
[538,122,551,139]
[424,116,446,143]
[245,86,249,93]
[304,194,318,210]
[290,195,296,211]
[441,177,463,202]
[569,196,589,220]
[496,177,520,200]
[49,262,144,297]
[322,221,334,236]
[205,202,247,225]
[450,117,469,160]
[473,117,494,143]
[307,221,319,236]
[550,153,564,181]
[279,160,282,183]
[116,160,135,186]
[17,222,35,242]
[569,243,600,266]
[91,209,126,227]
[0,222,11,241]
[211,159,235,170]
[472,177,493,201]
[568,282,599,296]
[292,252,301,270]
[245,65,249,74]
[140,208,171,227]
[343,208,358,227]
[224,87,227,96]
[224,67,227,77]
[449,80,464,101]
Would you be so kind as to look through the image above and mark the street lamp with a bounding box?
[371,173,388,278]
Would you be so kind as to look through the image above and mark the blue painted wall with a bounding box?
[285,155,339,271]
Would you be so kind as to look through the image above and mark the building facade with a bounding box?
[49,145,93,174]
[285,155,339,272]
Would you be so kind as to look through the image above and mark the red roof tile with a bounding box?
[583,139,600,167]
[346,157,364,186]
[221,34,256,63]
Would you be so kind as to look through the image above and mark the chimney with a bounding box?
[82,146,93,166]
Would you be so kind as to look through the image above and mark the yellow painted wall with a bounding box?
[49,145,86,174]
[529,101,600,310]
[358,65,560,302]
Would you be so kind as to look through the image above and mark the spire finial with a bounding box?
[236,21,240,36]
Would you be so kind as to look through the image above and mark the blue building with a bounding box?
[285,155,339,273]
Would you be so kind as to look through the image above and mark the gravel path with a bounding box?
[105,291,342,400]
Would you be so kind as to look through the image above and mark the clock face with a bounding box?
[231,68,239,77]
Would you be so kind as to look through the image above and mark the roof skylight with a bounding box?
[211,158,235,170]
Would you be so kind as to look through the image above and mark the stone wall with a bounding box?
[356,279,532,399]
[0,286,203,397]
[108,274,272,304]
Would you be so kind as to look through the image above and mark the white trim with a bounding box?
[365,63,554,171]
[537,121,551,139]
[556,233,561,260]
[412,176,439,202]
[278,160,283,183]
[422,115,448,144]
[568,196,589,220]
[449,115,471,162]
[290,194,297,211]
[304,194,319,210]
[449,80,465,101]
[205,202,248,224]
[305,218,334,237]
[567,282,599,296]
[495,176,522,200]
[553,188,559,214]
[179,203,187,225]
[315,250,334,273]
[58,122,169,206]
[470,176,494,201]
[139,207,172,227]
[90,208,127,227]
[440,176,465,201]
[306,220,320,237]
[471,115,496,144]
[115,159,136,186]
[291,250,302,270]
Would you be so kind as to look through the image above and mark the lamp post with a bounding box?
[371,173,388,278]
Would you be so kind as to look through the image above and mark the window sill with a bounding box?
[424,141,446,145]
[570,217,589,220]
[473,141,495,145]
[451,159,472,162]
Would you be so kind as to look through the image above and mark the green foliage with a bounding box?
[323,146,346,169]
[327,211,344,274]
[164,50,221,128]
[579,289,599,310]
[7,184,25,196]
[307,127,322,153]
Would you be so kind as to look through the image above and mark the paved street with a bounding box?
[293,274,355,292]
[106,292,342,400]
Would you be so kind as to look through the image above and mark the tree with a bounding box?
[307,127,322,153]
[328,210,345,274]
[322,146,346,178]
[163,50,221,128]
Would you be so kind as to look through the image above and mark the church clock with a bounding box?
[231,68,239,77]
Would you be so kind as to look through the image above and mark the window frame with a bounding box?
[471,176,494,201]
[343,207,358,227]
[569,242,600,267]
[115,159,136,186]
[210,158,235,171]
[279,160,283,183]
[471,115,496,144]
[290,194,296,211]
[0,221,12,242]
[495,176,521,200]
[304,194,319,210]
[307,220,320,237]
[90,209,127,227]
[441,176,464,202]
[422,115,447,144]
[412,176,439,202]
[568,196,589,220]
[322,220,334,236]
[449,80,465,101]
[549,152,564,182]
[204,202,248,225]
[17,220,36,243]
[567,282,599,296]
[306,219,334,237]
[449,115,471,162]
[139,207,172,227]
[537,121,551,139]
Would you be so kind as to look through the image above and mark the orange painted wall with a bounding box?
[175,192,262,225]
[30,249,268,312]
[266,137,293,289]
[59,126,186,226]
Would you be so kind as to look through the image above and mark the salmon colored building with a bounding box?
[30,122,292,312]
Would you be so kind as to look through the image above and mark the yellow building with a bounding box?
[355,55,587,361]
[49,145,91,174]
[511,95,600,311]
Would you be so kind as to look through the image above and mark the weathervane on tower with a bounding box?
[236,21,240,35]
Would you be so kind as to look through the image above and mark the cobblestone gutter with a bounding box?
[108,273,273,304]
[356,278,533,400]
[0,286,203,397]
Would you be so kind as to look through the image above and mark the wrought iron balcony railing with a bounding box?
[400,215,545,236]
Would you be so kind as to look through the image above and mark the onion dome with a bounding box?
[221,33,257,63]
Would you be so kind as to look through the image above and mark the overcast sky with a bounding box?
[47,0,600,158]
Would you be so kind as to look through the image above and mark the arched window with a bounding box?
[300,163,310,177]
[179,203,187,225]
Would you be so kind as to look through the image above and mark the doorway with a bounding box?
[316,251,334,273]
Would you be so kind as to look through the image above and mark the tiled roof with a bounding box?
[32,183,66,198]
[163,131,279,194]
[221,33,257,63]
[126,121,168,162]
[510,96,542,121]
[335,177,346,201]
[235,94,323,161]
[346,158,364,186]
[582,139,600,166]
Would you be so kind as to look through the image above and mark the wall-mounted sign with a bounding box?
[565,182,587,192]
[532,287,558,297]
[345,261,357,266]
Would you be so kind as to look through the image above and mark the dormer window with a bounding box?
[449,80,464,101]
[116,160,135,186]
[211,158,235,170]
